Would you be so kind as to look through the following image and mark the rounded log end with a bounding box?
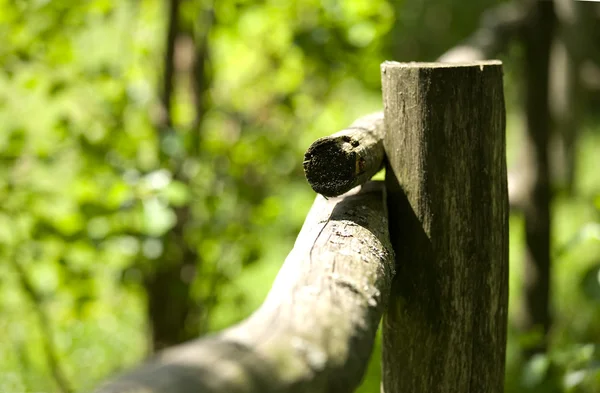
[304,136,361,197]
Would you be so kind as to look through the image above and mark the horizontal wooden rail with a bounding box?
[92,181,394,393]
[303,113,385,197]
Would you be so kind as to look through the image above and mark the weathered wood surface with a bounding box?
[380,61,509,393]
[92,181,394,393]
[303,113,385,197]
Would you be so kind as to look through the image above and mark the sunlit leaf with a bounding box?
[160,180,190,207]
[555,223,600,257]
[142,198,176,237]
[143,169,172,191]
[347,22,377,47]
[581,263,600,302]
[522,353,551,388]
[142,238,163,259]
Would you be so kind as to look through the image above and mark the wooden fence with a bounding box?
[90,61,509,393]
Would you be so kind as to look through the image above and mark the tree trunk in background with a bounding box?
[144,0,211,352]
[518,0,555,355]
[145,247,197,352]
[550,0,587,195]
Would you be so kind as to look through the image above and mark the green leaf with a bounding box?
[53,211,85,237]
[555,223,600,258]
[581,263,600,302]
[522,353,551,388]
[160,180,190,207]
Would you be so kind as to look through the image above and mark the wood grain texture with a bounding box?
[91,181,394,393]
[303,113,385,197]
[380,61,509,393]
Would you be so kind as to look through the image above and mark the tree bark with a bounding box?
[549,0,584,195]
[157,0,179,131]
[145,0,213,352]
[381,61,509,393]
[518,0,555,355]
[144,0,192,353]
[92,182,394,393]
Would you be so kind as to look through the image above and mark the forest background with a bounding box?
[1,0,600,392]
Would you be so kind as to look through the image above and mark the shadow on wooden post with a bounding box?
[380,61,509,393]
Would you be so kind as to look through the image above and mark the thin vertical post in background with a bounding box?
[380,61,509,393]
[519,0,554,355]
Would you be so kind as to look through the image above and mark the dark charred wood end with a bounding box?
[303,113,386,198]
[304,136,363,197]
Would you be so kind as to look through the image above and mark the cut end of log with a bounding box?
[382,60,502,70]
[303,113,385,198]
[304,136,363,197]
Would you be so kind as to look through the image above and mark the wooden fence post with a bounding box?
[380,61,509,393]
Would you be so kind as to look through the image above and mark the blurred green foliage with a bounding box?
[0,0,599,392]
